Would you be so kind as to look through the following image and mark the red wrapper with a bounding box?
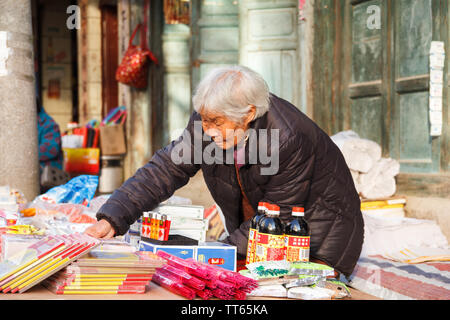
[152,270,195,300]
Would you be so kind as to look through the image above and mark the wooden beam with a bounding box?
[395,74,430,94]
[396,173,450,199]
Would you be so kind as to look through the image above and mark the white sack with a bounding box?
[248,284,287,298]
[341,138,382,173]
[331,130,381,172]
[360,213,449,257]
[330,130,360,150]
[359,158,400,199]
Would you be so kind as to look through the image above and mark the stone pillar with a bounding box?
[162,23,191,142]
[297,0,315,117]
[0,0,39,200]
[239,0,300,107]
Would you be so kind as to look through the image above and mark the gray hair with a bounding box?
[192,65,270,124]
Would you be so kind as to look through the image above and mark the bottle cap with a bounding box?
[292,207,305,217]
[266,203,280,215]
[257,202,266,211]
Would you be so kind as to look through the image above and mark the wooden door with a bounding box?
[337,0,447,174]
[389,0,440,173]
[101,4,119,117]
[345,0,387,150]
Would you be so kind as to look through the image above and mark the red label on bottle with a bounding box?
[255,232,285,262]
[246,228,258,264]
[284,235,310,262]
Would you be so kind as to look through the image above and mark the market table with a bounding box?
[0,282,379,300]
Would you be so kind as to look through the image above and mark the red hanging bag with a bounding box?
[115,23,158,89]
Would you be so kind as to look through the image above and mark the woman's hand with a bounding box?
[84,219,115,239]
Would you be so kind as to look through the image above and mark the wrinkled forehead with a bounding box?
[199,108,227,121]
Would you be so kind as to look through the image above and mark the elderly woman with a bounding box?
[85,66,364,278]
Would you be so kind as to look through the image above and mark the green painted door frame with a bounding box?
[311,0,450,197]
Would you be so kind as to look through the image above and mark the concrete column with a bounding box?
[0,0,39,200]
[239,0,300,107]
[162,23,191,142]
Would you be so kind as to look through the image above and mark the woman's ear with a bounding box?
[245,105,256,125]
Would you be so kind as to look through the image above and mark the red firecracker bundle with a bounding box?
[152,251,258,300]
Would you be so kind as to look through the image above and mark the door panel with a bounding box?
[398,92,433,162]
[191,0,239,91]
[351,0,383,84]
[396,0,432,78]
[246,50,296,103]
[351,96,383,146]
[391,0,439,172]
[348,0,385,147]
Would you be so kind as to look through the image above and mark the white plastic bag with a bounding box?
[359,158,400,199]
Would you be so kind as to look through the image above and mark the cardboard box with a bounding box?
[99,124,126,155]
[196,242,237,272]
[63,148,100,175]
[138,240,237,271]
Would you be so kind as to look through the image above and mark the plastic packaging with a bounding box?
[248,284,287,298]
[289,261,335,277]
[0,233,100,294]
[23,201,97,236]
[284,207,310,262]
[315,279,351,299]
[159,264,206,290]
[155,251,258,299]
[88,195,110,213]
[187,259,258,293]
[284,275,326,288]
[35,175,98,205]
[194,287,212,300]
[0,234,45,261]
[156,250,212,279]
[246,260,291,278]
[287,286,334,300]
[151,269,196,299]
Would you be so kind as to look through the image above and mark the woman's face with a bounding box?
[200,106,256,150]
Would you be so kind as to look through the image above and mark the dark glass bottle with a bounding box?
[246,202,267,264]
[284,207,310,262]
[255,204,285,262]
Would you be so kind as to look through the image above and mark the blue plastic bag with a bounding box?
[37,175,98,206]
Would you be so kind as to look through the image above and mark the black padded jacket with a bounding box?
[96,94,364,277]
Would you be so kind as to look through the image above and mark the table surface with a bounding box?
[0,283,380,300]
